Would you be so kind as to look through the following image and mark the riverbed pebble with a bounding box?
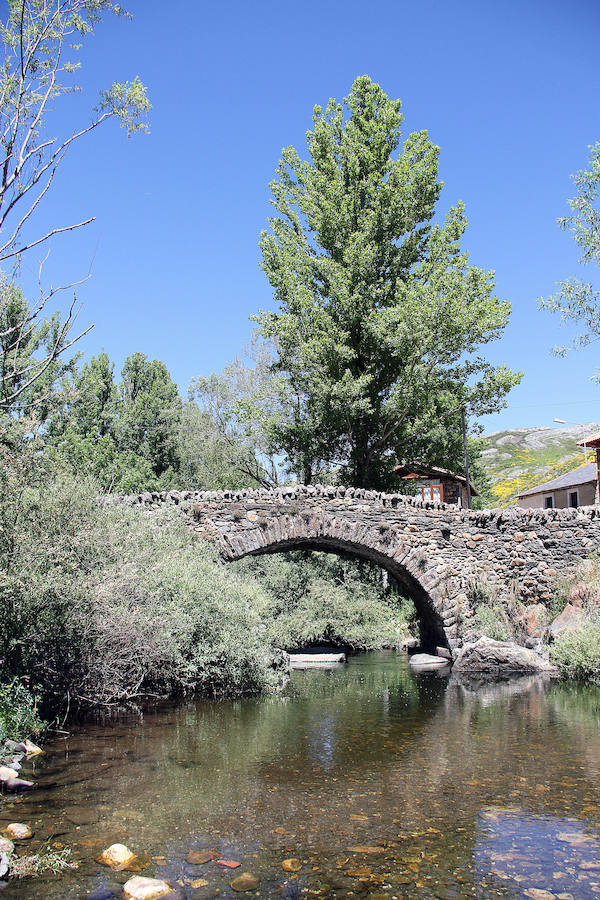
[99,843,136,868]
[282,858,302,872]
[230,872,259,891]
[123,876,175,899]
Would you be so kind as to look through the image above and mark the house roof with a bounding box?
[578,432,600,449]
[517,462,597,498]
[393,463,479,497]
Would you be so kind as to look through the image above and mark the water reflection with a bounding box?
[0,653,599,898]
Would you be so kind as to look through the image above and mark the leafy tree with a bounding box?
[50,352,185,492]
[255,76,521,489]
[118,352,182,481]
[0,280,80,417]
[189,338,284,488]
[540,142,600,372]
[0,0,150,413]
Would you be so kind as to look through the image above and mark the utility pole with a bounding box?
[461,406,472,510]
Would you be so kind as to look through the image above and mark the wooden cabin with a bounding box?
[393,464,478,507]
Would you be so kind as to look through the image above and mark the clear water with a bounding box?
[1,651,600,899]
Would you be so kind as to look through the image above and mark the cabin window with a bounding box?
[415,479,444,502]
[568,490,579,508]
[544,496,554,509]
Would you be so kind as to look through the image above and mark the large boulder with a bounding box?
[549,603,585,640]
[453,637,556,675]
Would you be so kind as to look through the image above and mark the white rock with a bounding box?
[98,842,136,868]
[123,875,175,899]
[4,823,32,839]
[0,766,18,782]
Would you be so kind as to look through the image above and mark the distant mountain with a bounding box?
[480,424,599,507]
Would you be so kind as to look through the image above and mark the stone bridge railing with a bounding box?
[118,485,600,650]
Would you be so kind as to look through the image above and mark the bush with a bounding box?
[471,604,514,642]
[550,615,600,683]
[1,471,281,710]
[0,679,44,743]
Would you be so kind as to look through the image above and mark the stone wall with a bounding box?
[119,485,600,650]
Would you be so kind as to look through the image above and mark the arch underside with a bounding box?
[225,535,448,650]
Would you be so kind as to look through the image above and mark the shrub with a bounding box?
[472,604,514,642]
[0,679,44,743]
[1,472,281,710]
[550,615,600,683]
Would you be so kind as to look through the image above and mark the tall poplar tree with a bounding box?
[256,76,521,489]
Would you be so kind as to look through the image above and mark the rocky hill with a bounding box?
[481,423,599,507]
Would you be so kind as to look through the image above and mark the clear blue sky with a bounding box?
[16,0,600,434]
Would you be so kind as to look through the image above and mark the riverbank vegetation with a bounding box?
[548,555,600,683]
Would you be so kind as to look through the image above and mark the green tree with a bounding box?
[539,142,600,371]
[189,337,284,488]
[0,281,80,417]
[255,76,521,489]
[48,352,182,493]
[118,353,182,482]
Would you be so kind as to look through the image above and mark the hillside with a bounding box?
[480,423,599,507]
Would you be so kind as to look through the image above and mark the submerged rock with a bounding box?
[453,637,556,675]
[123,876,174,899]
[282,858,302,872]
[230,872,259,891]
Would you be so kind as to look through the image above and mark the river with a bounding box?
[1,651,600,899]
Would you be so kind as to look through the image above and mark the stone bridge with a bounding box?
[125,485,600,650]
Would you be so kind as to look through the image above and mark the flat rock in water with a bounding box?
[453,637,556,674]
[409,653,449,670]
[289,652,345,669]
[0,838,14,854]
[0,766,18,783]
[123,876,175,899]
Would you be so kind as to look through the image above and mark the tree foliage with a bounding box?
[255,76,521,488]
[540,142,600,373]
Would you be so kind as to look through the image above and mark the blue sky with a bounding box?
[14,0,600,434]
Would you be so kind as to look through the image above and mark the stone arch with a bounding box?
[218,513,450,650]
